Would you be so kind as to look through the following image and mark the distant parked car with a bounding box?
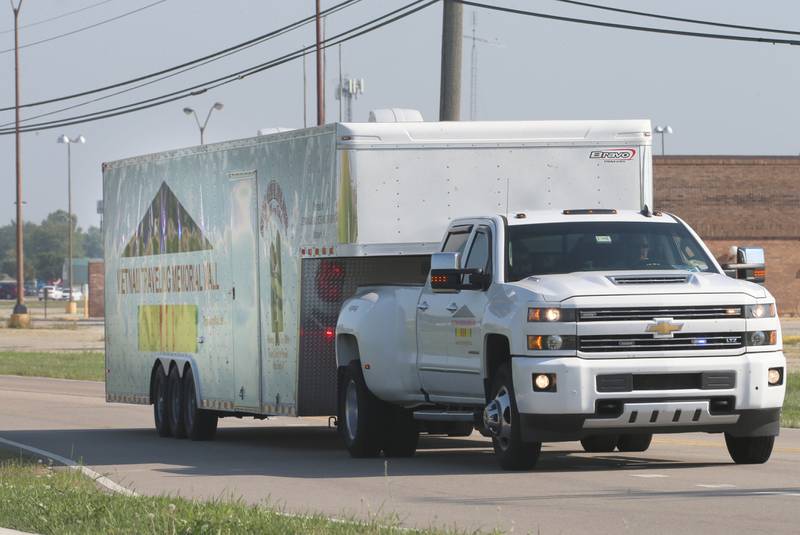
[61,287,83,301]
[0,281,17,300]
[38,285,63,300]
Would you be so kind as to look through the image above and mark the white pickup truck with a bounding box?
[335,208,785,469]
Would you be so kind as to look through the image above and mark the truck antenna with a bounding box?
[641,204,652,218]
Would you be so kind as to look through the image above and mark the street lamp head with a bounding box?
[654,126,665,134]
[213,102,224,110]
[665,126,674,134]
[57,134,69,144]
[183,107,194,115]
[74,135,86,144]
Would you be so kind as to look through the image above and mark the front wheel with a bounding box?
[580,435,619,453]
[338,362,386,458]
[725,434,774,464]
[486,363,541,470]
[617,433,652,453]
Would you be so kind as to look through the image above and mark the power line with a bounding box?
[456,0,800,46]
[0,0,168,55]
[0,0,438,134]
[0,0,361,112]
[0,0,121,35]
[550,0,800,37]
[0,0,363,127]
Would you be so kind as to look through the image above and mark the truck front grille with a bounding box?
[579,332,745,352]
[578,306,743,322]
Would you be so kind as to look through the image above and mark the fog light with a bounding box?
[533,373,556,392]
[534,374,551,390]
[768,367,783,386]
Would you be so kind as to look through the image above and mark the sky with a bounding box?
[2,0,800,229]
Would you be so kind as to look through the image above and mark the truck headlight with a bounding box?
[528,335,577,351]
[746,330,777,346]
[745,303,776,318]
[527,307,576,322]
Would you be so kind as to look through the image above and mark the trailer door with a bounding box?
[229,172,262,411]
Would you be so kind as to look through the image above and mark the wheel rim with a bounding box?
[345,379,359,442]
[493,385,513,451]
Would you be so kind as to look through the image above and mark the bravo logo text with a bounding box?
[589,148,636,162]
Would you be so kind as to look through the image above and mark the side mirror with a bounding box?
[721,246,766,283]
[430,252,462,293]
[430,252,492,292]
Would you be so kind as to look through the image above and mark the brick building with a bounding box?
[654,156,800,315]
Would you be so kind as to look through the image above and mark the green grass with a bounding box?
[782,372,800,428]
[0,455,449,535]
[0,351,104,381]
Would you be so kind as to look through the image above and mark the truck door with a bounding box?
[229,172,262,411]
[417,225,472,398]
[445,225,492,399]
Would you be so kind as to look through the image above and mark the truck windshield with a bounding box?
[506,221,717,281]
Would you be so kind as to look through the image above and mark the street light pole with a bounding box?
[654,125,673,155]
[57,135,85,313]
[11,0,26,320]
[183,103,224,145]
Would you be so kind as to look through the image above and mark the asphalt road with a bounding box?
[1,376,799,534]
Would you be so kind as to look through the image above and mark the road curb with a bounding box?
[0,528,38,535]
[0,436,137,497]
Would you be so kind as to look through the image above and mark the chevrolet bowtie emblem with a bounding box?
[646,318,684,338]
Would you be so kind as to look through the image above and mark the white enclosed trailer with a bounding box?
[103,120,652,436]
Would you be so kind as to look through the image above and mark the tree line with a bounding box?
[0,211,102,283]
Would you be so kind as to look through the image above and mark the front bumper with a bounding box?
[512,351,785,442]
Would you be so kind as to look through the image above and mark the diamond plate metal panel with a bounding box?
[297,256,429,416]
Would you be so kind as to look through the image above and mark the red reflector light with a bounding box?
[325,328,335,340]
[754,269,766,279]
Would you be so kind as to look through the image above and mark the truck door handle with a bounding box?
[417,301,429,311]
[446,303,458,312]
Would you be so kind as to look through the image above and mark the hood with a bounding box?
[511,271,767,303]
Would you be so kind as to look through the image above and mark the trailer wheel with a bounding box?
[153,365,171,438]
[617,433,652,453]
[167,367,187,439]
[487,363,541,470]
[182,367,218,441]
[725,434,774,464]
[339,361,385,458]
[580,435,619,453]
[382,407,419,458]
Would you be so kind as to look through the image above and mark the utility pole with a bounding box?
[439,0,463,121]
[315,0,325,126]
[10,0,28,326]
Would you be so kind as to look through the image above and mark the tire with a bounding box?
[153,365,172,438]
[182,367,218,441]
[338,361,387,458]
[580,435,619,453]
[617,433,653,453]
[382,407,419,458]
[167,367,187,439]
[725,434,775,464]
[487,363,541,470]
